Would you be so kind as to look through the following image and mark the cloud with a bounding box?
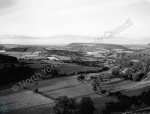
[0,0,16,9]
[0,35,39,39]
[0,0,150,44]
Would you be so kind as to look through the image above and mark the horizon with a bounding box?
[0,42,149,46]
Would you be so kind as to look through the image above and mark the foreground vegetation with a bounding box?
[103,89,150,114]
[52,89,150,114]
[54,96,95,114]
[112,52,150,81]
[0,54,33,85]
[0,54,17,63]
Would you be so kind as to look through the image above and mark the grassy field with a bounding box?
[57,63,100,74]
[5,52,32,58]
[1,68,150,114]
[36,74,117,113]
[5,52,45,60]
[18,60,49,69]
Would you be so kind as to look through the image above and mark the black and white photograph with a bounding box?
[0,0,150,114]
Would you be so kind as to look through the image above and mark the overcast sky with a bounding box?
[0,0,150,45]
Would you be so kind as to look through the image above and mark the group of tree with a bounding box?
[112,52,150,81]
[53,87,150,114]
[53,96,95,114]
[103,89,150,114]
[46,50,105,68]
[62,55,106,68]
[0,63,33,85]
[0,54,18,63]
[41,67,108,78]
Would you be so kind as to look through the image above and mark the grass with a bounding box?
[18,60,49,69]
[57,63,100,74]
[5,52,32,58]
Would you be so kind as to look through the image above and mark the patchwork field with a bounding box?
[38,76,94,99]
[5,52,33,58]
[0,89,54,114]
[1,70,150,114]
[18,60,49,69]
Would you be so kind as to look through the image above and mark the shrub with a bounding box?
[111,67,120,77]
[132,73,140,81]
[78,97,95,114]
[53,96,96,114]
[53,96,77,114]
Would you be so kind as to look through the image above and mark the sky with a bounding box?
[0,0,150,45]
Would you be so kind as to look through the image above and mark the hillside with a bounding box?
[0,54,18,63]
[6,46,47,52]
[0,44,19,49]
[67,43,128,51]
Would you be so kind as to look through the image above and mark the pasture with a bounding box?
[5,52,32,58]
[57,63,100,74]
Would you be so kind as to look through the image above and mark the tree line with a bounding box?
[112,53,150,81]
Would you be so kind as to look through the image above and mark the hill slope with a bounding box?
[6,46,47,52]
[67,43,128,51]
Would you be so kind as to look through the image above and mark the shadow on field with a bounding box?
[8,103,54,114]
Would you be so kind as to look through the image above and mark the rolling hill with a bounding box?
[67,43,128,51]
[0,44,19,49]
[0,43,128,53]
[6,46,47,52]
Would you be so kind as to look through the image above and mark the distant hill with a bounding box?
[0,44,20,49]
[1,43,128,52]
[6,46,47,52]
[67,43,128,51]
[123,44,148,49]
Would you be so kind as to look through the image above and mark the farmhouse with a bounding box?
[123,51,133,53]
[113,49,124,53]
[121,68,130,75]
[32,51,41,55]
[131,59,139,63]
[47,57,60,61]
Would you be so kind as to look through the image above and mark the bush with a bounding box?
[103,89,150,114]
[78,97,95,114]
[54,96,77,114]
[53,96,96,114]
[0,54,18,63]
[132,73,140,81]
[111,67,120,77]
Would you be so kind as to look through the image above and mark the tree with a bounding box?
[78,97,95,114]
[53,96,77,114]
[112,67,120,77]
[132,73,140,81]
